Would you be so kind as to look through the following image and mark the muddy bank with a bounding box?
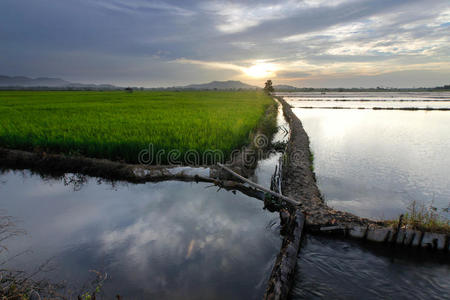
[0,147,212,183]
[264,209,304,300]
[276,97,376,228]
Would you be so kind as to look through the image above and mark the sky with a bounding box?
[1,0,449,88]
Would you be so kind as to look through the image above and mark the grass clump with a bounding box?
[0,90,274,164]
[309,151,315,171]
[386,200,450,234]
[257,101,278,139]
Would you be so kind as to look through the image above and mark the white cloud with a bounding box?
[90,0,195,16]
[202,0,356,33]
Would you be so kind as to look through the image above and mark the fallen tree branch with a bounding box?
[217,163,301,207]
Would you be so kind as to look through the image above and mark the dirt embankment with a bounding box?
[276,96,379,228]
[0,147,209,183]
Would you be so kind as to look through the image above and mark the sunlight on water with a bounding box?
[280,92,450,300]
[281,92,450,220]
[292,108,450,219]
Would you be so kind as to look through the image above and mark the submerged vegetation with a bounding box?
[386,200,450,234]
[0,215,57,299]
[0,91,275,164]
[0,212,112,299]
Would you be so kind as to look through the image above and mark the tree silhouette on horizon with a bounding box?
[264,80,274,94]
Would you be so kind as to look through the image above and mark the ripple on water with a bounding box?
[291,235,450,300]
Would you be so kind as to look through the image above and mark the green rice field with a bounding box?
[0,90,275,164]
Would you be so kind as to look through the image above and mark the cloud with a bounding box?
[175,58,245,73]
[91,0,196,16]
[0,0,449,87]
[277,71,311,78]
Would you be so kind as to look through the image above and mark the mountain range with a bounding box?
[0,75,117,89]
[168,80,259,90]
[0,75,261,90]
[273,84,300,91]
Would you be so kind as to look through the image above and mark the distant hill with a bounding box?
[169,80,260,90]
[0,75,118,89]
[273,84,299,91]
[0,76,259,91]
[0,75,72,87]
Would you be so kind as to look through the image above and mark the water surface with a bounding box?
[288,100,450,109]
[287,107,450,219]
[292,235,449,300]
[283,92,450,299]
[0,171,280,299]
[277,91,450,101]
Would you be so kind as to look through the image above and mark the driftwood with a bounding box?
[214,180,265,201]
[217,163,300,207]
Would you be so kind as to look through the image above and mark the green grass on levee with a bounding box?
[0,90,273,164]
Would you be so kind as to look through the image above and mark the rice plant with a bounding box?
[0,90,275,164]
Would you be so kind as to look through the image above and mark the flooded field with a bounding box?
[283,92,450,299]
[289,100,450,109]
[277,91,450,101]
[283,92,450,110]
[283,92,450,220]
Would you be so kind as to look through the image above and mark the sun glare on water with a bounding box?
[243,63,277,78]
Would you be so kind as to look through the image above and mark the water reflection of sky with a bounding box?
[280,97,450,300]
[0,171,280,299]
[289,108,450,220]
[287,100,450,109]
[277,92,450,101]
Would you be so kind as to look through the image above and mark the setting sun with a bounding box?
[243,63,277,78]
